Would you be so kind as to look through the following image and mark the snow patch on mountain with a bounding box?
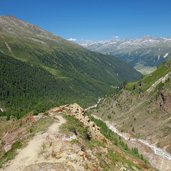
[163,53,169,58]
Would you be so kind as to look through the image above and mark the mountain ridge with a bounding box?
[0,16,141,118]
[77,37,171,74]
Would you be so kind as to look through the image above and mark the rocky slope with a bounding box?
[89,60,171,170]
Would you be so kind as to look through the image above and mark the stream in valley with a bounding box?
[92,114,171,171]
[86,98,171,171]
[107,123,171,171]
[87,98,171,171]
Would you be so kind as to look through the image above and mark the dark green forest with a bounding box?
[0,50,140,119]
[0,52,105,119]
[0,49,141,119]
[0,16,141,119]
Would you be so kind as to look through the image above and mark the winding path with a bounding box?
[1,115,66,171]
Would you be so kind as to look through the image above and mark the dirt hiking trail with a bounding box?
[1,115,66,171]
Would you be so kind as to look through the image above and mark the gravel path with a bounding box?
[1,115,66,171]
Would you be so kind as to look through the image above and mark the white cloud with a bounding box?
[67,38,77,42]
[114,35,119,39]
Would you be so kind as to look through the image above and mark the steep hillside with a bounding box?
[0,16,141,118]
[89,60,171,170]
[0,104,154,170]
[78,37,171,74]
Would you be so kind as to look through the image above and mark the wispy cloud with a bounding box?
[67,38,77,42]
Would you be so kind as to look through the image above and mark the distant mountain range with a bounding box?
[0,16,140,118]
[77,36,171,74]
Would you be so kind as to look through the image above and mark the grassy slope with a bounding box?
[126,60,171,92]
[0,33,141,85]
[0,45,140,118]
[0,51,115,118]
[0,17,141,118]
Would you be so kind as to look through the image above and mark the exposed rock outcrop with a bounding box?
[49,103,107,144]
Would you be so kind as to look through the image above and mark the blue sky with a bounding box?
[0,0,171,40]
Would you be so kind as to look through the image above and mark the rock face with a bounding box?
[50,103,106,143]
[48,104,153,171]
[157,88,171,113]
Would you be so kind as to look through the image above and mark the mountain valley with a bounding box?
[0,16,140,118]
[0,14,171,171]
[78,37,171,74]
